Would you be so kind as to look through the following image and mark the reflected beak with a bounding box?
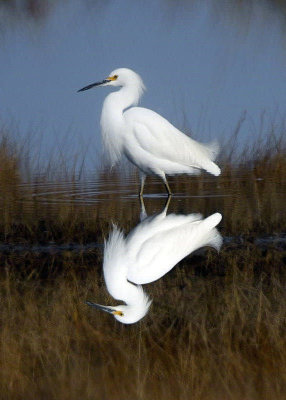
[77,79,110,92]
[86,301,115,314]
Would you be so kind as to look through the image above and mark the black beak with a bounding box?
[77,79,110,92]
[86,301,114,314]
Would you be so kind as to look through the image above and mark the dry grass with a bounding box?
[0,245,286,400]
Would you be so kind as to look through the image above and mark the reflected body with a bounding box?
[87,200,223,324]
[78,68,221,195]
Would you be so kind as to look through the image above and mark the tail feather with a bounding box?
[205,228,223,251]
[188,139,221,176]
[200,213,223,251]
[203,213,222,229]
[204,140,220,161]
[204,161,221,176]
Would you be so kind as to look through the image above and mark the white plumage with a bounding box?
[86,200,223,324]
[78,68,221,195]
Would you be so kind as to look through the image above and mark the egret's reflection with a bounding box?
[87,198,222,324]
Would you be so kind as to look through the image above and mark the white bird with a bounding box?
[78,68,221,195]
[86,199,223,324]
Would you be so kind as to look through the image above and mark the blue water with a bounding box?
[0,0,286,171]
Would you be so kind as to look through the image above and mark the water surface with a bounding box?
[0,169,285,252]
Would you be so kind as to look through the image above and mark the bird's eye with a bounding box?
[113,75,118,80]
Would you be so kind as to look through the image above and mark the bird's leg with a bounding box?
[139,195,147,221]
[163,194,172,214]
[163,176,172,196]
[139,173,146,197]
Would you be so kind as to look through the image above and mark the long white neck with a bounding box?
[105,253,151,320]
[105,85,142,111]
[110,280,151,324]
[105,260,146,307]
[103,226,151,324]
[100,85,144,166]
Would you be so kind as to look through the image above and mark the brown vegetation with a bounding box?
[0,244,286,400]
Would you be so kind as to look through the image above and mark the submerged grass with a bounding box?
[0,123,286,399]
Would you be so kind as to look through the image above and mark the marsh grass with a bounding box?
[0,124,286,399]
[0,244,286,400]
[1,126,285,243]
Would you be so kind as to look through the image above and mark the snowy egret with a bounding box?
[78,68,221,195]
[86,200,223,324]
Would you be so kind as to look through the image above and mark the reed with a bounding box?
[1,124,286,243]
[0,243,285,400]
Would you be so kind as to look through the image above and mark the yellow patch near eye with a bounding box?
[113,310,124,316]
[107,75,118,81]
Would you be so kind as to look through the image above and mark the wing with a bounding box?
[127,213,222,285]
[125,212,202,260]
[124,107,220,175]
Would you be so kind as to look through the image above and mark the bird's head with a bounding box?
[77,68,145,94]
[86,296,152,325]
